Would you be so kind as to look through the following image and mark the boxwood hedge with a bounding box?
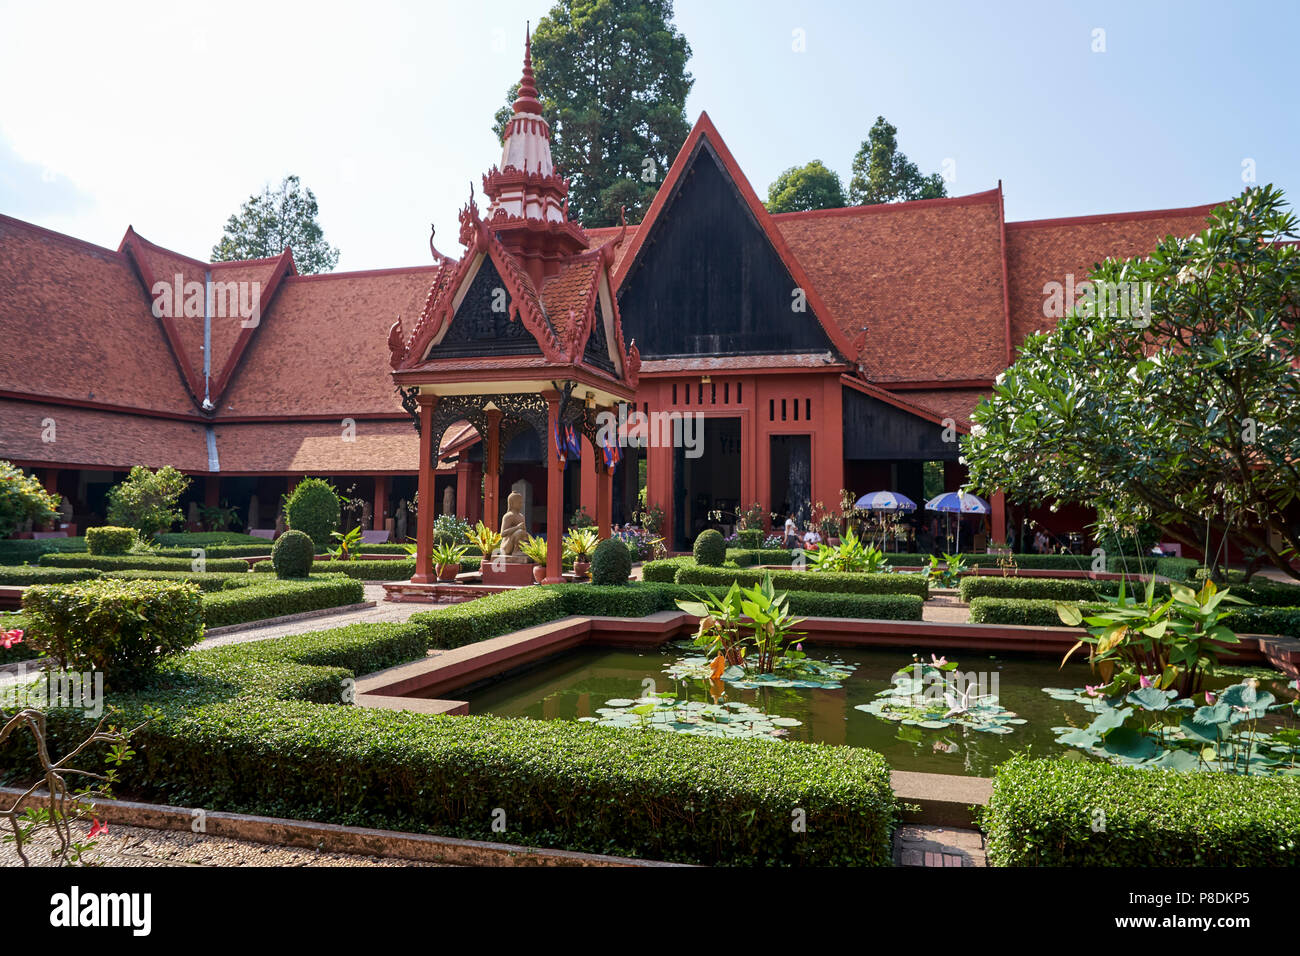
[201,575,365,629]
[39,553,252,573]
[2,613,896,865]
[985,755,1300,866]
[252,557,422,581]
[0,566,104,585]
[675,564,929,598]
[642,556,695,582]
[960,574,1300,608]
[968,596,1300,638]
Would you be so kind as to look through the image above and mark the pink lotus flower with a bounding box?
[931,654,947,666]
[1139,675,1154,688]
[0,628,22,649]
[1205,692,1216,705]
[1085,684,1102,697]
[87,819,108,839]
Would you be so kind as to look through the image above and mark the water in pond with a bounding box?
[461,644,1293,777]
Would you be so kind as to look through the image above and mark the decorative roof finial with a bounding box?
[512,23,543,115]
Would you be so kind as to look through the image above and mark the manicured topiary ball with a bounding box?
[272,529,315,579]
[284,478,341,552]
[590,536,633,585]
[85,525,136,555]
[693,529,726,567]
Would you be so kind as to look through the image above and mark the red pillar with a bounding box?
[484,409,502,531]
[41,468,59,494]
[455,459,472,518]
[412,395,437,583]
[815,374,844,515]
[991,490,1007,548]
[579,436,597,526]
[543,390,564,582]
[373,477,388,533]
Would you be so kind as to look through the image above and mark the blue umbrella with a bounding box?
[854,491,917,512]
[925,492,990,553]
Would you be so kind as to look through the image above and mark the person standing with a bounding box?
[783,514,800,549]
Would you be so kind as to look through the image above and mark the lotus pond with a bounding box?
[457,643,1296,777]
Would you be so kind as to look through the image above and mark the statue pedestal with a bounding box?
[480,559,537,587]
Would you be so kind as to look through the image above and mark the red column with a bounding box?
[373,477,388,532]
[455,459,471,518]
[579,435,597,526]
[991,490,1007,548]
[205,476,220,507]
[816,374,844,513]
[41,468,59,494]
[596,411,612,538]
[484,409,502,531]
[543,390,564,582]
[412,395,437,583]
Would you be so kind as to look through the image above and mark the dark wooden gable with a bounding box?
[428,255,542,358]
[617,136,839,359]
[843,388,960,461]
[583,288,616,373]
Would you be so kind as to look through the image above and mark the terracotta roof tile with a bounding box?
[773,190,1008,384]
[0,399,210,470]
[214,419,417,473]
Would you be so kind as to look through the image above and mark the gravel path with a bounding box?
[0,821,443,867]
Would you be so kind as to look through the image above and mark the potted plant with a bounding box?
[465,520,503,561]
[432,541,468,581]
[519,534,549,584]
[563,528,598,578]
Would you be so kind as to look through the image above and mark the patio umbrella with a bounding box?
[854,491,917,512]
[924,492,990,552]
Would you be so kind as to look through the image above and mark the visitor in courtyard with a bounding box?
[803,527,822,549]
[783,514,800,549]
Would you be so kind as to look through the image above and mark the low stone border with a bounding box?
[203,601,376,637]
[0,787,682,867]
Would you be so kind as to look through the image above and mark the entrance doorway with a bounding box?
[672,417,741,551]
[770,434,812,530]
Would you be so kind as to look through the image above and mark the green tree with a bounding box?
[848,117,947,205]
[212,175,340,274]
[765,160,846,213]
[284,478,341,552]
[0,461,60,537]
[105,466,191,539]
[961,186,1300,580]
[493,0,693,227]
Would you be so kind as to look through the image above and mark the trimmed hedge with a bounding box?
[201,575,365,629]
[736,529,763,550]
[590,537,632,585]
[675,564,929,598]
[285,478,341,551]
[101,570,256,593]
[272,530,315,579]
[0,537,91,565]
[960,573,1300,608]
[85,526,136,555]
[39,553,251,573]
[410,587,568,650]
[693,529,726,566]
[968,596,1300,638]
[21,579,204,685]
[1107,555,1200,581]
[642,556,694,582]
[727,548,801,567]
[6,616,894,865]
[0,566,104,585]
[254,557,418,581]
[985,755,1300,866]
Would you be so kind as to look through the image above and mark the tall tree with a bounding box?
[848,117,947,205]
[961,186,1300,580]
[765,160,846,214]
[493,0,693,227]
[212,175,340,273]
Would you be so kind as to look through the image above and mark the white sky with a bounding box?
[3,0,1296,271]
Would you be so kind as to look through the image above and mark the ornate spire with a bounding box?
[512,24,543,116]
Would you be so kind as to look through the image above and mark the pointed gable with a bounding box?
[424,253,543,359]
[614,113,857,362]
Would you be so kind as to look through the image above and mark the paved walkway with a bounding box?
[198,585,444,649]
[922,592,970,624]
[893,825,986,867]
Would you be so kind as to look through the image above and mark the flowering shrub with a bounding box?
[0,460,61,537]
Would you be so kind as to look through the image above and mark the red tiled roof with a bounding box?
[221,266,439,417]
[894,387,991,427]
[214,419,417,473]
[0,399,210,471]
[773,189,1009,384]
[1004,204,1218,347]
[0,216,195,414]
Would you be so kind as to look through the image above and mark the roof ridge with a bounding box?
[1007,201,1222,231]
[770,188,1001,222]
[0,213,123,257]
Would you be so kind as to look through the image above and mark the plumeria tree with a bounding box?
[962,186,1300,579]
[0,461,61,537]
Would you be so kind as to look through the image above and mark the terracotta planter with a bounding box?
[574,560,591,579]
[532,565,546,584]
[436,562,460,582]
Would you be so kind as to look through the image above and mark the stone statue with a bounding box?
[275,509,286,536]
[247,494,260,531]
[361,499,373,530]
[395,499,408,543]
[442,485,454,517]
[499,490,528,556]
[187,501,200,530]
